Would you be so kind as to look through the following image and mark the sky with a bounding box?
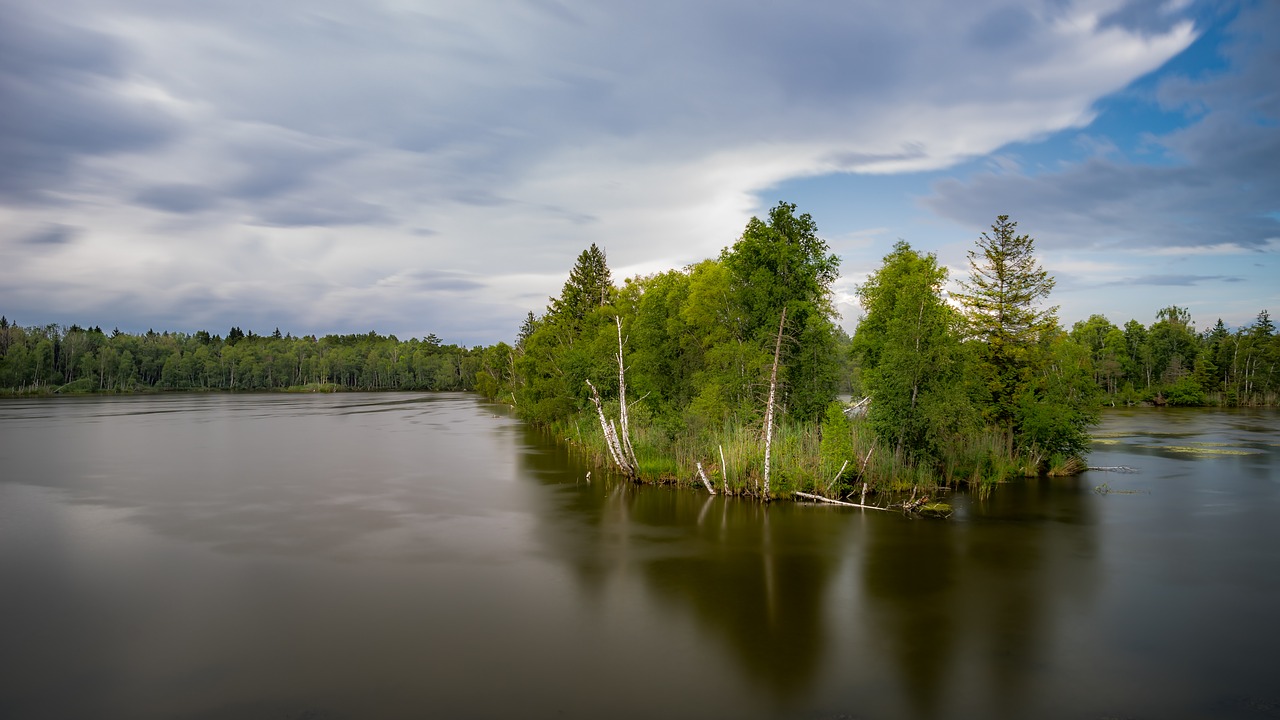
[2,0,1276,345]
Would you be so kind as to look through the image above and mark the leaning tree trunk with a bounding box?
[614,317,639,473]
[584,316,640,480]
[762,307,786,499]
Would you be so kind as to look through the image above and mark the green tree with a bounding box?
[721,201,841,421]
[548,243,613,333]
[1148,305,1199,391]
[955,215,1058,431]
[680,259,767,428]
[515,244,623,423]
[1014,331,1099,456]
[853,241,973,463]
[819,400,855,490]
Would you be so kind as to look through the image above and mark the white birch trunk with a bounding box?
[615,317,639,471]
[762,307,786,498]
[718,444,728,494]
[794,491,892,511]
[696,462,716,495]
[586,378,629,476]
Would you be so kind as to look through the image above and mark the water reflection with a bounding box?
[516,424,852,701]
[516,420,1108,718]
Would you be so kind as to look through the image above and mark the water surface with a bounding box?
[1,395,1277,719]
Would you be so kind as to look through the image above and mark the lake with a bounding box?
[1,394,1277,719]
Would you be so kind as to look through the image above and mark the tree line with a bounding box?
[0,321,487,393]
[1067,307,1279,407]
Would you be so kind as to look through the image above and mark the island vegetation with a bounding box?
[2,204,1276,502]
[467,204,1276,499]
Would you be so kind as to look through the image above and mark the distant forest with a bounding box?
[0,320,498,393]
[1066,307,1278,407]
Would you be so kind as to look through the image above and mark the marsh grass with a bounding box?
[555,405,1074,499]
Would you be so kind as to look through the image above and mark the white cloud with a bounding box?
[0,0,1201,342]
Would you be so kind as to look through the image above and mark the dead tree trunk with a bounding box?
[586,379,630,476]
[762,307,786,499]
[696,462,716,495]
[719,444,728,494]
[583,316,640,481]
[615,317,639,473]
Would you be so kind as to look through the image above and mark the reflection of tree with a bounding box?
[517,424,851,703]
[862,518,959,720]
[518,421,1102,717]
[630,494,845,701]
[860,478,1100,720]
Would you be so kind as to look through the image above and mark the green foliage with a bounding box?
[853,241,975,464]
[955,215,1059,428]
[548,243,613,332]
[1012,331,1099,459]
[721,201,841,422]
[1057,307,1280,407]
[0,321,485,394]
[1165,376,1207,406]
[508,243,631,426]
[819,401,854,487]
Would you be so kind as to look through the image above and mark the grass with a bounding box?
[554,405,1083,502]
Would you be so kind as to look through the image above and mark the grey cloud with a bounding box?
[967,6,1038,49]
[225,136,359,201]
[449,189,513,208]
[925,3,1279,251]
[0,7,178,202]
[536,204,598,226]
[381,270,485,294]
[1102,274,1243,286]
[20,223,79,246]
[135,184,221,214]
[825,145,928,172]
[0,0,1210,344]
[1098,0,1199,35]
[926,153,1279,250]
[252,198,391,228]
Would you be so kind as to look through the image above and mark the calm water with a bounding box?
[1,395,1277,720]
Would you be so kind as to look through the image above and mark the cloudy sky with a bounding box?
[3,0,1276,345]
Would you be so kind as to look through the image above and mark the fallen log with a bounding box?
[794,491,892,511]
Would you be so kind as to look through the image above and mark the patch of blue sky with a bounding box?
[767,3,1241,249]
[989,11,1236,174]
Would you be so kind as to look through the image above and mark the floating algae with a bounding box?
[1144,445,1261,457]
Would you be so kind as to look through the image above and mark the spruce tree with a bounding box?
[549,243,613,331]
[955,215,1057,429]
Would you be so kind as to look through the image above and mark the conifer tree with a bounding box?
[549,243,613,331]
[955,215,1058,428]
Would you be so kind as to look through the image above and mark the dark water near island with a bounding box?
[1,394,1277,720]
